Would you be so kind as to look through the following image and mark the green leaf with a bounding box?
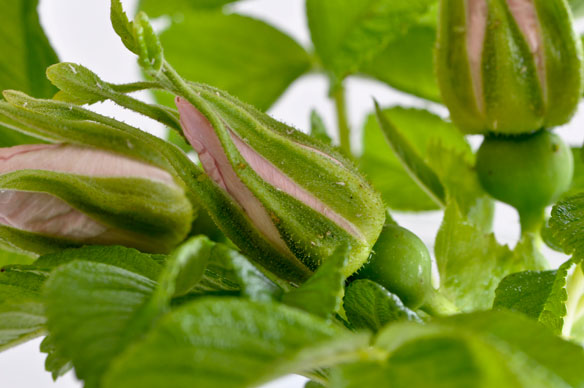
[344,279,421,331]
[0,265,47,351]
[110,0,137,53]
[310,109,332,145]
[362,105,470,211]
[493,270,557,320]
[43,261,157,387]
[149,10,311,111]
[282,244,349,318]
[46,63,182,132]
[426,141,494,231]
[360,25,440,102]
[435,203,518,311]
[306,0,434,77]
[134,12,163,75]
[103,298,371,388]
[549,193,584,255]
[35,245,163,281]
[0,249,34,267]
[0,0,58,146]
[191,244,282,302]
[569,0,584,18]
[494,257,584,338]
[337,310,584,388]
[153,236,213,300]
[40,335,73,380]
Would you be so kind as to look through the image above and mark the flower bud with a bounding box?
[436,0,584,134]
[175,90,385,279]
[0,143,193,254]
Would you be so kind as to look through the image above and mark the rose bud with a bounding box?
[436,0,583,135]
[0,143,193,255]
[174,91,385,280]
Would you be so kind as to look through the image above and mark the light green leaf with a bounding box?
[426,141,494,231]
[344,279,421,331]
[360,25,440,102]
[569,0,584,18]
[362,105,470,211]
[0,249,35,267]
[43,260,158,388]
[282,244,349,318]
[140,0,239,14]
[306,0,434,77]
[0,265,47,351]
[435,203,518,311]
[0,0,58,146]
[103,298,371,388]
[310,109,332,145]
[150,11,311,111]
[134,12,163,75]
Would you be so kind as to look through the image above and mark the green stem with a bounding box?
[332,84,351,156]
[421,290,459,317]
[519,207,546,236]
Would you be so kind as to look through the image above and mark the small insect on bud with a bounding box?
[175,91,385,279]
[436,0,583,134]
[0,143,193,254]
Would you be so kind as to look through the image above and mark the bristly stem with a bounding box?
[332,83,351,156]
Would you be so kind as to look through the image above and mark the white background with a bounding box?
[1,0,584,387]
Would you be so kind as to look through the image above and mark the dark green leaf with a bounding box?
[494,257,584,338]
[110,0,137,53]
[356,310,584,388]
[0,0,58,146]
[35,245,163,281]
[282,244,349,318]
[43,261,157,387]
[493,270,557,320]
[344,279,421,331]
[102,298,371,388]
[306,0,434,77]
[361,25,440,102]
[40,335,73,380]
[0,265,47,351]
[151,11,311,111]
[549,193,584,255]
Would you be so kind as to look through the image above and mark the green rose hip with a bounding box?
[476,130,573,232]
[355,223,433,309]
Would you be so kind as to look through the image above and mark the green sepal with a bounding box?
[0,170,193,254]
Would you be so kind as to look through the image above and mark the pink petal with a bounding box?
[175,97,360,243]
[0,190,108,239]
[467,0,488,114]
[0,143,176,186]
[175,96,289,253]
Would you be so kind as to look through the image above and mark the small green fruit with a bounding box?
[476,130,573,230]
[356,223,433,309]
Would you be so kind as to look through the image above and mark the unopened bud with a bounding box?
[437,0,583,134]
